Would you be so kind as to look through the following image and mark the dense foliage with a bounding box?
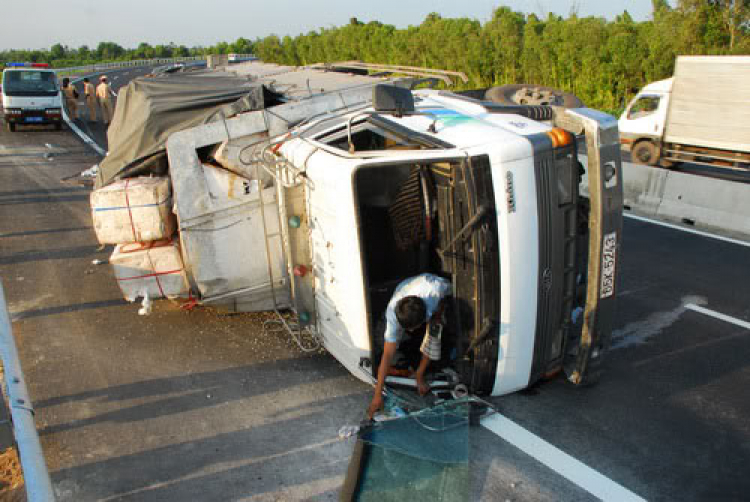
[1,1,747,113]
[252,2,749,113]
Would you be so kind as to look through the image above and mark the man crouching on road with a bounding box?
[367,273,451,419]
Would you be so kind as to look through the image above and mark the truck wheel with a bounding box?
[632,140,659,166]
[485,84,584,108]
[54,122,63,131]
[7,122,15,132]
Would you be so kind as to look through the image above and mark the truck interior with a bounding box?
[350,156,501,395]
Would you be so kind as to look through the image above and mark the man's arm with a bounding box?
[414,354,431,395]
[368,341,398,419]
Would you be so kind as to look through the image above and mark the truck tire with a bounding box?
[7,122,15,132]
[485,84,584,108]
[54,122,62,131]
[632,140,660,166]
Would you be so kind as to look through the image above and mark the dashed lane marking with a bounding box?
[482,414,647,501]
[624,213,750,248]
[685,304,750,330]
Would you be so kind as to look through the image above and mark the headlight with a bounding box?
[4,109,22,115]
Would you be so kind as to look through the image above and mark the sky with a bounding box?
[1,0,674,51]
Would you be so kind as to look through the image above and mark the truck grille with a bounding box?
[530,144,578,382]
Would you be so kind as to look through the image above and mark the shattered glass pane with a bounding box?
[345,392,472,501]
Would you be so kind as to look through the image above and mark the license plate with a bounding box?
[25,117,43,123]
[600,232,617,298]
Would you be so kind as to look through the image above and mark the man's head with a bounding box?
[62,77,69,87]
[395,296,426,334]
[83,77,89,83]
[100,76,107,82]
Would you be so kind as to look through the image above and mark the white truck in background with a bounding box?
[1,62,63,132]
[619,55,750,170]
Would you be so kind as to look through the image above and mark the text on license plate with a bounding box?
[25,117,43,123]
[600,232,617,298]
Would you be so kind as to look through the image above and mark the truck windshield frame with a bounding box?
[316,115,452,152]
[626,95,660,120]
[2,70,59,97]
[353,154,500,395]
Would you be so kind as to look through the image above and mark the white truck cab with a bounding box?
[619,78,672,143]
[619,56,750,169]
[165,74,624,396]
[1,63,63,132]
[618,78,672,163]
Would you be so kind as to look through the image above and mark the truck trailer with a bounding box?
[96,62,624,396]
[619,55,750,170]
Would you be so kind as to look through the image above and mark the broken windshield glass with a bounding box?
[341,391,481,501]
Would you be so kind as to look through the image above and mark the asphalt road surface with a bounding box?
[0,71,748,500]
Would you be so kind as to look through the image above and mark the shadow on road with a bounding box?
[0,194,90,206]
[50,389,363,501]
[10,298,125,321]
[0,245,107,266]
[0,226,92,239]
[0,187,89,196]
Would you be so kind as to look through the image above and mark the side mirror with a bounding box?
[372,84,415,117]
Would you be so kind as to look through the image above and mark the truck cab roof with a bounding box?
[292,90,555,164]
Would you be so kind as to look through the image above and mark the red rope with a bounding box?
[116,269,183,281]
[143,248,166,298]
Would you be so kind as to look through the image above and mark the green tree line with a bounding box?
[252,1,749,113]
[0,38,254,71]
[2,1,747,113]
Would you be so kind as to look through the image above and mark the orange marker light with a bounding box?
[547,128,573,148]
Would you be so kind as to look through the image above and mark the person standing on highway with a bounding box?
[96,76,114,126]
[83,78,98,122]
[61,78,78,120]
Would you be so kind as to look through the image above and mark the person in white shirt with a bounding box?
[367,273,451,419]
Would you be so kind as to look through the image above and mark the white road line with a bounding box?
[685,304,750,330]
[482,414,647,502]
[61,106,106,157]
[624,213,750,248]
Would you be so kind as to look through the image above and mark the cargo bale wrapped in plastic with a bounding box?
[91,177,176,244]
[110,239,190,302]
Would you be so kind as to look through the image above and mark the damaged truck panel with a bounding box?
[150,62,624,395]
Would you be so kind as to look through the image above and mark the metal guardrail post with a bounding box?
[0,283,55,501]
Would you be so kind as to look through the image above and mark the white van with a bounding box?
[1,63,63,132]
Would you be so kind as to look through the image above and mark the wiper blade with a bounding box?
[437,205,489,258]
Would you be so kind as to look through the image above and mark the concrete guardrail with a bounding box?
[581,155,750,241]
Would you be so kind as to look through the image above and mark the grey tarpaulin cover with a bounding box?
[95,71,280,188]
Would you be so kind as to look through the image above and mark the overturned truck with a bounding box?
[92,62,623,396]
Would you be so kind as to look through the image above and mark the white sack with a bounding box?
[91,176,176,244]
[110,239,189,301]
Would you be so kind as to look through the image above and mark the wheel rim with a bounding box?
[635,144,655,164]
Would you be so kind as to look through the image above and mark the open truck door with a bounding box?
[555,107,624,385]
